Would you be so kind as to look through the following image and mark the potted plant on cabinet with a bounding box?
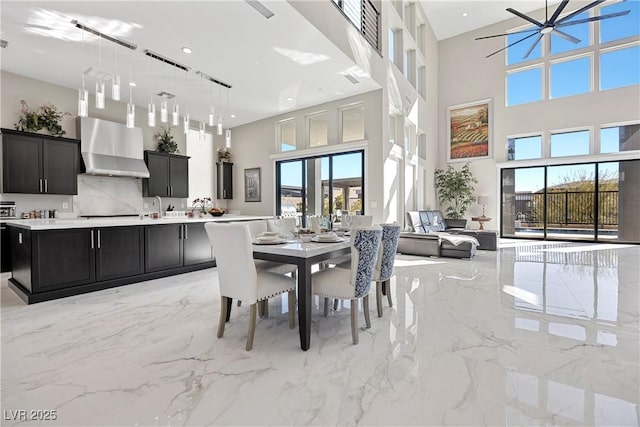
[154,126,178,154]
[434,163,478,227]
[14,100,69,137]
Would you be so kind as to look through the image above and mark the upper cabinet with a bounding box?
[1,129,80,195]
[143,151,190,198]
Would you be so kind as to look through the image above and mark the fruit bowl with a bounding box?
[209,211,224,217]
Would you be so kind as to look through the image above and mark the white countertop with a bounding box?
[5,215,271,230]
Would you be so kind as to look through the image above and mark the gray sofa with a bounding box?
[397,210,497,259]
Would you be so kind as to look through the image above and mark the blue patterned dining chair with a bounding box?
[372,224,401,317]
[311,226,382,344]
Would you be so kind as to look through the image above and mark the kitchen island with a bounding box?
[6,215,270,304]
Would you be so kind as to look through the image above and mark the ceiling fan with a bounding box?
[476,0,631,59]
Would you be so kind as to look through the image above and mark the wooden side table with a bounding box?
[471,216,492,230]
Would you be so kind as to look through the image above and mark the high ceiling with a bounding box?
[421,0,562,40]
[0,1,380,128]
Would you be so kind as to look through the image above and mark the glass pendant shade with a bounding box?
[147,101,156,127]
[160,99,168,123]
[199,121,206,141]
[217,116,223,135]
[208,107,215,126]
[172,103,179,126]
[225,129,231,148]
[78,88,89,117]
[126,103,135,128]
[95,80,106,109]
[183,114,190,134]
[111,75,121,101]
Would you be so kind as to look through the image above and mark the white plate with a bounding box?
[259,231,280,237]
[253,239,287,245]
[311,236,345,243]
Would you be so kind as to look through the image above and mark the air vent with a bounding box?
[83,66,114,81]
[157,91,175,99]
[196,71,232,89]
[344,74,359,84]
[0,39,7,49]
[144,50,190,72]
[245,0,275,19]
[71,20,136,50]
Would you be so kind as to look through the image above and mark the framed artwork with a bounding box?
[447,98,492,162]
[244,168,261,202]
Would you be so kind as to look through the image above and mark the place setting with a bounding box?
[310,231,345,243]
[253,231,288,245]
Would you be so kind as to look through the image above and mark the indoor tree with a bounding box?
[434,163,478,219]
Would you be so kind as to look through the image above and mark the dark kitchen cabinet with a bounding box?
[32,229,95,292]
[95,226,145,281]
[183,222,215,266]
[216,162,233,199]
[145,223,184,272]
[1,224,12,273]
[1,129,79,195]
[143,151,190,198]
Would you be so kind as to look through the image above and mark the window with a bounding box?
[418,133,427,160]
[417,65,426,98]
[507,135,543,160]
[600,124,640,153]
[507,66,543,105]
[307,112,328,147]
[507,27,541,65]
[550,12,590,55]
[389,115,397,145]
[340,104,364,142]
[600,44,640,90]
[277,118,296,152]
[550,56,591,98]
[550,130,590,157]
[403,50,409,77]
[388,28,395,62]
[600,0,640,44]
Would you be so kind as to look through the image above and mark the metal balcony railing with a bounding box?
[332,0,380,52]
[514,191,619,226]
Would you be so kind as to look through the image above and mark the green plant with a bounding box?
[14,100,69,137]
[154,126,178,153]
[39,103,69,137]
[192,197,212,213]
[217,147,231,162]
[434,163,478,219]
[14,100,42,133]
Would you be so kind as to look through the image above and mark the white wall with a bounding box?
[186,128,214,203]
[438,9,640,225]
[227,90,383,219]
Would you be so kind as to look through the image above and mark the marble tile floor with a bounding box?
[1,240,638,426]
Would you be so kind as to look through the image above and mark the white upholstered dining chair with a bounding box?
[312,226,382,344]
[204,223,296,351]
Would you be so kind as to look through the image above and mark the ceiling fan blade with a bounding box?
[551,29,580,44]
[556,0,605,24]
[475,28,539,40]
[556,10,631,28]
[485,32,539,58]
[523,34,544,59]
[549,0,570,24]
[506,8,544,27]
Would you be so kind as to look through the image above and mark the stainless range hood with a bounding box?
[78,117,150,178]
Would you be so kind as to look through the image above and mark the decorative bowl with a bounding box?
[209,211,224,217]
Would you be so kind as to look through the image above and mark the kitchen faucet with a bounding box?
[154,196,162,218]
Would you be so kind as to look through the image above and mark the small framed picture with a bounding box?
[447,98,492,162]
[244,168,261,202]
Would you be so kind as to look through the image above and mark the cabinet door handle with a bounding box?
[44,179,48,193]
[0,226,6,230]
[97,230,101,249]
[18,232,23,245]
[170,186,173,197]
[184,224,188,240]
[39,179,43,193]
[223,189,226,198]
[91,230,94,249]
[179,224,182,240]
[167,185,170,196]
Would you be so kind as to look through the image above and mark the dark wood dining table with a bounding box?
[252,238,351,350]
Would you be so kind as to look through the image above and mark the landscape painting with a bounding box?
[447,99,492,162]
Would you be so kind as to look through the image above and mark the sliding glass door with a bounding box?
[501,160,639,243]
[276,150,364,226]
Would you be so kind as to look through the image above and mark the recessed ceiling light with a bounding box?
[181,46,192,54]
[286,97,294,101]
[129,82,136,87]
[462,12,468,17]
[230,114,236,118]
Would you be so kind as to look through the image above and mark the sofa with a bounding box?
[397,210,497,259]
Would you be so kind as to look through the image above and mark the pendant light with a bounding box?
[208,79,215,126]
[78,30,88,117]
[216,84,223,135]
[225,128,231,148]
[126,64,135,128]
[95,37,105,109]
[112,44,121,101]
[199,121,206,141]
[159,61,168,123]
[183,114,190,135]
[171,68,180,126]
[147,57,156,127]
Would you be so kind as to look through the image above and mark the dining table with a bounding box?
[252,236,351,351]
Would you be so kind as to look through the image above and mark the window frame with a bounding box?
[548,52,594,99]
[506,63,545,106]
[276,117,297,153]
[338,102,365,144]
[306,110,329,148]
